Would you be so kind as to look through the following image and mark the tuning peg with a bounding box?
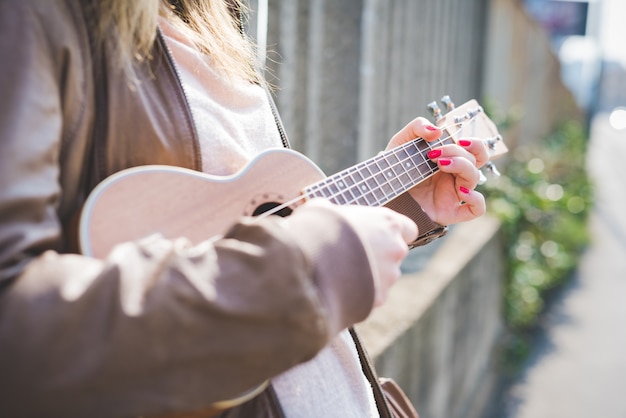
[478,161,501,185]
[485,134,504,151]
[427,101,443,122]
[440,95,455,111]
[485,161,501,177]
[478,170,488,185]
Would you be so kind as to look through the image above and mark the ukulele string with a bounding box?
[330,117,478,202]
[254,118,472,221]
[327,118,471,206]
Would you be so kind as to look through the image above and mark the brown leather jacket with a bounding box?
[0,1,432,417]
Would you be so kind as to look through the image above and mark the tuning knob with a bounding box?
[478,170,488,185]
[440,95,455,111]
[485,161,501,177]
[427,101,443,122]
[485,134,504,151]
[478,162,501,185]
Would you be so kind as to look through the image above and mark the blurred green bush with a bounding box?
[483,119,593,331]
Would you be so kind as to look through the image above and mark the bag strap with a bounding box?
[349,327,394,418]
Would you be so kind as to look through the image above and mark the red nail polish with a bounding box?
[427,149,442,159]
[459,139,472,147]
[425,125,439,132]
[459,186,470,194]
[439,158,452,166]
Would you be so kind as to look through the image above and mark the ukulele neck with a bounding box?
[303,135,455,207]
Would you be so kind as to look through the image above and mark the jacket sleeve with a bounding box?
[0,2,375,417]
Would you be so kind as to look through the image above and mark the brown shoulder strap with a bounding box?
[384,192,448,248]
[349,327,394,418]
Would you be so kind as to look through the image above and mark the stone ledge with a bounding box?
[355,214,503,418]
[356,214,502,358]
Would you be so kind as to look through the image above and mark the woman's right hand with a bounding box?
[297,199,418,307]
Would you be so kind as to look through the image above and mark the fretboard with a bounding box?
[303,135,454,207]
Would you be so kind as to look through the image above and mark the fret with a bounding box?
[335,175,348,190]
[334,172,355,205]
[315,187,332,199]
[393,148,421,191]
[340,169,358,201]
[391,144,421,188]
[406,142,433,180]
[304,135,450,207]
[363,164,381,194]
[372,179,387,200]
[342,170,356,188]
[331,192,347,205]
[356,195,369,206]
[375,157,394,186]
[376,157,390,172]
[414,158,436,179]
[390,151,409,189]
[352,169,365,189]
[362,173,380,204]
[379,178,394,197]
[395,171,411,188]
[375,153,401,198]
[348,168,371,205]
[367,193,380,206]
[326,180,340,196]
[375,163,392,193]
[372,162,396,205]
[395,147,414,172]
[340,179,358,204]
[388,176,403,195]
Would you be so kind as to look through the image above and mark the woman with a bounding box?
[0,0,488,417]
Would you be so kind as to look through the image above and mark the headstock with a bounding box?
[428,96,508,182]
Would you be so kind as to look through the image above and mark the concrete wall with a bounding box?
[259,0,490,174]
[248,1,582,417]
[356,216,504,418]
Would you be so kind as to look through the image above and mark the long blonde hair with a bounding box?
[98,0,259,82]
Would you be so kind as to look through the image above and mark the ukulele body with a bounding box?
[79,148,324,258]
[80,99,507,259]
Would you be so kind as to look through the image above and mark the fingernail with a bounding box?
[459,139,472,147]
[427,149,442,159]
[425,125,439,132]
[460,186,470,194]
[439,158,452,166]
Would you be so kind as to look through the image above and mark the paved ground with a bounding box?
[497,113,626,417]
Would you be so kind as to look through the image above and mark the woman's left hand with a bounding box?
[386,116,490,225]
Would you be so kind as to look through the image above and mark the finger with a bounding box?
[426,144,477,167]
[436,158,482,191]
[388,117,442,149]
[457,138,489,168]
[385,210,419,244]
[456,188,486,221]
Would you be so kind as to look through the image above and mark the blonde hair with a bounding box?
[98,0,259,82]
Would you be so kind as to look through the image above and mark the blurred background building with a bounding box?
[524,0,626,114]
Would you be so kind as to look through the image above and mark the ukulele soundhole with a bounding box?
[247,193,294,218]
[252,202,293,217]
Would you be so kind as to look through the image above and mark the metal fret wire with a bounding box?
[305,141,440,206]
[304,120,466,206]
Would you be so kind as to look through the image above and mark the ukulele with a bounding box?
[79,98,507,258]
